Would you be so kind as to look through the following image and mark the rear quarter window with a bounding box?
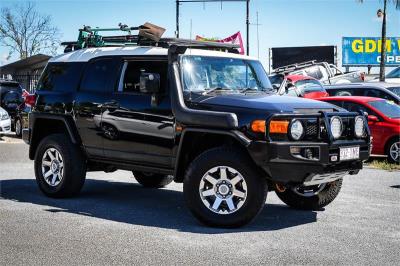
[36,62,84,92]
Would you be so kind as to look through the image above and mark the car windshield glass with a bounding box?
[368,100,400,118]
[181,55,273,93]
[295,79,325,93]
[387,86,400,97]
[386,67,400,78]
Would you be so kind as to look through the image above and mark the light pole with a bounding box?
[377,0,387,82]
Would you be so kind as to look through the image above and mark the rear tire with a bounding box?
[274,179,343,210]
[133,172,173,188]
[34,134,86,198]
[15,119,22,137]
[386,138,400,164]
[183,147,267,228]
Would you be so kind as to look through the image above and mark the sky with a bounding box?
[0,0,399,71]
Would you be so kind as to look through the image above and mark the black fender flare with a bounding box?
[28,113,81,159]
[173,128,251,181]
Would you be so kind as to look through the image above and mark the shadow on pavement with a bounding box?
[0,178,317,233]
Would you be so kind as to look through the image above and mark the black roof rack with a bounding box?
[61,22,239,54]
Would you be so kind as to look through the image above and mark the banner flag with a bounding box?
[196,32,244,55]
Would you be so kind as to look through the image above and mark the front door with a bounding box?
[101,58,175,168]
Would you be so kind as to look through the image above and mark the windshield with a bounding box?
[181,55,272,93]
[386,67,400,78]
[295,79,325,93]
[387,86,400,97]
[369,100,400,118]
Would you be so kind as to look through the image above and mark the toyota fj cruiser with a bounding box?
[22,24,371,227]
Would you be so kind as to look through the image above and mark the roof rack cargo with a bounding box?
[61,22,239,54]
[273,60,321,74]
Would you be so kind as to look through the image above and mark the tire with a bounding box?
[386,138,400,164]
[133,172,173,188]
[183,147,267,228]
[274,179,343,210]
[15,118,22,137]
[34,133,86,198]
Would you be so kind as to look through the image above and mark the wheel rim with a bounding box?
[292,183,327,197]
[389,142,400,162]
[41,148,64,187]
[16,120,21,135]
[199,166,247,215]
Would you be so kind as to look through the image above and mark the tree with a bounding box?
[358,0,400,81]
[0,2,60,59]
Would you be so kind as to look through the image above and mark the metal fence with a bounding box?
[12,74,41,93]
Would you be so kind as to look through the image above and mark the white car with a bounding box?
[369,67,400,83]
[0,107,11,135]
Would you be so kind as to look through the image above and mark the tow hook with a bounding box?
[275,183,286,193]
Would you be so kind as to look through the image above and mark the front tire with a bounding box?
[386,138,400,164]
[133,172,173,188]
[34,134,86,198]
[184,147,267,228]
[274,179,343,210]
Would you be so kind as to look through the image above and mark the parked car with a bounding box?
[369,67,400,84]
[324,82,400,104]
[318,96,400,163]
[22,29,370,227]
[272,61,364,85]
[13,103,31,137]
[276,74,329,99]
[0,106,11,136]
[0,79,24,131]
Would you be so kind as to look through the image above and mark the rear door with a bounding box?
[74,58,119,157]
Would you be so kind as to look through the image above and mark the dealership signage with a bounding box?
[342,37,400,66]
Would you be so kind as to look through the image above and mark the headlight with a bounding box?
[0,112,9,121]
[289,119,304,140]
[330,116,343,139]
[354,116,365,138]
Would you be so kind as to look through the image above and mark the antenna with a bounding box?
[176,0,250,55]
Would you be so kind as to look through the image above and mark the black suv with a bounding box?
[23,41,370,227]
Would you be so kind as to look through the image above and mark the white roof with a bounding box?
[49,46,257,63]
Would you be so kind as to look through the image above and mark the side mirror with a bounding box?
[140,73,160,94]
[368,115,379,122]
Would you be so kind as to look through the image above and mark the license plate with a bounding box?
[340,146,359,161]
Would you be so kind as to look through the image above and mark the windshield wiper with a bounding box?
[240,87,271,94]
[202,87,233,95]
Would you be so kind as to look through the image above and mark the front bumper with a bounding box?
[0,119,12,134]
[247,140,369,185]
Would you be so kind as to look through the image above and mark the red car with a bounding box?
[318,96,400,163]
[277,74,329,99]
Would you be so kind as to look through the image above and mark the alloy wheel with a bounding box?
[41,148,64,187]
[199,166,247,214]
[389,141,400,162]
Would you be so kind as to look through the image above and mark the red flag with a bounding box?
[196,32,245,55]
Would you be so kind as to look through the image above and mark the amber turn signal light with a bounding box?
[251,120,266,133]
[269,120,289,134]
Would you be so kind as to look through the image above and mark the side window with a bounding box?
[363,88,380,98]
[37,63,84,92]
[80,58,116,92]
[118,60,168,94]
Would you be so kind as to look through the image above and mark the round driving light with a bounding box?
[330,116,343,139]
[354,116,365,138]
[290,119,304,140]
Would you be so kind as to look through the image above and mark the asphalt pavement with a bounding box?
[0,140,399,265]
